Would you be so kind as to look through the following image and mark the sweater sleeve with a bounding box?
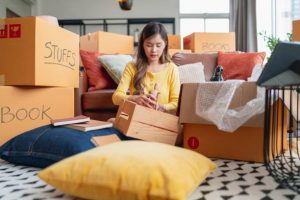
[163,63,180,112]
[112,62,135,105]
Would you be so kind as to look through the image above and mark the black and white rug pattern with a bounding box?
[0,159,300,200]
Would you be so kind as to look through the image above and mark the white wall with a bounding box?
[32,0,180,34]
[0,0,32,18]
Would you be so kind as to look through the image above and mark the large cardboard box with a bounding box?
[179,82,286,162]
[80,31,134,54]
[183,32,236,53]
[168,49,192,57]
[293,20,300,41]
[0,16,79,87]
[0,75,4,86]
[168,34,181,49]
[0,86,74,146]
[115,100,180,145]
[281,90,300,120]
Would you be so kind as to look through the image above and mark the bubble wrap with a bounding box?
[195,80,265,132]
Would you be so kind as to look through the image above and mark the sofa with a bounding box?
[75,51,265,121]
[75,66,118,120]
[75,52,220,121]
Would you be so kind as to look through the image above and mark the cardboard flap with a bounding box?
[115,100,132,134]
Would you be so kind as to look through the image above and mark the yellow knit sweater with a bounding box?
[112,61,180,112]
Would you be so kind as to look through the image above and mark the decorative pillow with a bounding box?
[98,54,133,84]
[0,125,127,168]
[38,141,216,200]
[178,62,206,84]
[171,52,218,81]
[80,50,116,91]
[217,51,266,80]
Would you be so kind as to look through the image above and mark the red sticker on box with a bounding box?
[0,24,8,38]
[187,136,199,149]
[9,24,21,38]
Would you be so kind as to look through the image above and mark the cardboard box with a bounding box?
[168,34,181,49]
[91,134,121,146]
[0,86,74,146]
[179,82,286,162]
[293,20,300,41]
[0,16,79,87]
[168,49,192,57]
[183,32,236,53]
[115,100,180,145]
[281,90,300,120]
[80,31,134,54]
[0,75,4,86]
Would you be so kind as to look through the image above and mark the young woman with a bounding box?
[112,22,180,113]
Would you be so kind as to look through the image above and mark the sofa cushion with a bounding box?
[217,51,266,80]
[171,52,217,81]
[178,62,206,83]
[82,89,118,110]
[80,50,116,91]
[98,54,133,84]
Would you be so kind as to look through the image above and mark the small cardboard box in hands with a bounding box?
[114,100,180,145]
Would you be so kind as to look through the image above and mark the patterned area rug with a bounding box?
[0,159,300,200]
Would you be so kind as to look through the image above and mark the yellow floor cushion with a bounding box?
[38,140,216,200]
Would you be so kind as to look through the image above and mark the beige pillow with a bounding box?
[178,62,206,84]
[172,52,217,81]
[98,54,133,84]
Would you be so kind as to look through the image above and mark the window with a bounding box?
[292,0,300,20]
[256,0,298,55]
[275,0,292,39]
[179,0,230,37]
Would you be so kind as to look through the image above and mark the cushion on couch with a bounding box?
[178,62,206,83]
[217,51,266,80]
[0,125,127,168]
[98,54,133,84]
[80,50,116,91]
[38,140,217,200]
[82,89,117,110]
[171,52,218,81]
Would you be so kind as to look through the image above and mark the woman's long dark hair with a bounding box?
[134,22,170,94]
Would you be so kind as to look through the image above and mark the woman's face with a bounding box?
[143,34,166,64]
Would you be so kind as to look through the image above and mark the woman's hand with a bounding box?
[142,94,158,109]
[128,95,149,106]
[128,94,165,111]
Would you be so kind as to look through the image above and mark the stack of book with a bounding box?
[51,115,121,147]
[51,115,113,132]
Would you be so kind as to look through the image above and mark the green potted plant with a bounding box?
[258,31,293,59]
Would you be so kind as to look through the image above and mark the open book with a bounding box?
[65,120,113,132]
[51,115,90,126]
